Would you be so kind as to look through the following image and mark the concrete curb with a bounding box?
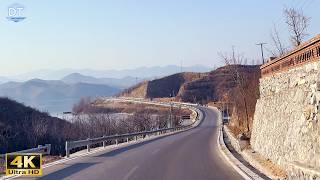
[217,127,252,180]
[209,106,265,180]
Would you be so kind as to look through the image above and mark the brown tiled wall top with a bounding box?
[261,35,320,77]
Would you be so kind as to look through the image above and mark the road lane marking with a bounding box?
[123,166,139,180]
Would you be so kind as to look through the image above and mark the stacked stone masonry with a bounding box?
[251,60,320,179]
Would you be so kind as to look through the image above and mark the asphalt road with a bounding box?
[21,107,243,180]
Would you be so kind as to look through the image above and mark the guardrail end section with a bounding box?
[44,144,51,155]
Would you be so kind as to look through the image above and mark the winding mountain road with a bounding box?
[21,107,243,180]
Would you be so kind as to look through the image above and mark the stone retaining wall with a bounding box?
[251,61,320,179]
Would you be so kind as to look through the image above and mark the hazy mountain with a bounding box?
[11,65,211,80]
[0,76,12,83]
[0,79,120,114]
[61,73,139,88]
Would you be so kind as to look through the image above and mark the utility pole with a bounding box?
[256,43,267,64]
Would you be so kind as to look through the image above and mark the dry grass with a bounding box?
[227,125,244,137]
[249,150,287,177]
[95,101,192,116]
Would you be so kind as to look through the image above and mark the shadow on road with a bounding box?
[97,107,207,158]
[97,134,176,157]
[38,163,98,180]
[97,128,197,158]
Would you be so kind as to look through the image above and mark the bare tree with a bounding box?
[269,24,287,57]
[72,97,93,114]
[0,123,18,151]
[218,51,251,132]
[218,48,247,65]
[284,8,310,46]
[31,117,48,146]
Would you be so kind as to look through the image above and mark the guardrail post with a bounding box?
[115,139,118,145]
[103,136,106,148]
[135,136,137,141]
[45,144,51,155]
[65,141,70,158]
[87,138,90,152]
[127,137,129,142]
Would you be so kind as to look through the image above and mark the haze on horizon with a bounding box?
[0,0,319,76]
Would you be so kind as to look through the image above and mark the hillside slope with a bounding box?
[119,66,260,102]
[0,97,70,154]
[119,72,208,98]
[178,65,260,102]
[119,65,261,134]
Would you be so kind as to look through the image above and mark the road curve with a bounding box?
[23,107,243,180]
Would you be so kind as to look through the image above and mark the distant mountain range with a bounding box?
[0,65,212,113]
[61,73,140,88]
[6,65,211,81]
[0,79,120,114]
[0,76,11,84]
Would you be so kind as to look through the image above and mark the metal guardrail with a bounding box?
[65,104,200,157]
[0,144,51,158]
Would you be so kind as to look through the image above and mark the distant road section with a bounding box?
[19,107,243,180]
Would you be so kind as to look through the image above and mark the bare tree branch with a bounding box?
[270,24,287,57]
[284,8,310,46]
[219,51,251,132]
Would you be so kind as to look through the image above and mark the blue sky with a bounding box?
[0,0,319,76]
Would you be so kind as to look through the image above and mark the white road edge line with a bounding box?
[217,126,252,180]
[211,106,264,180]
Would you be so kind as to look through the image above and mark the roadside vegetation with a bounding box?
[0,97,191,156]
[69,98,192,141]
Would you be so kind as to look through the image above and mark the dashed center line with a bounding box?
[123,166,139,180]
[151,149,160,155]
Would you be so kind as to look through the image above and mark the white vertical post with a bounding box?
[65,141,70,158]
[87,138,90,152]
[103,136,106,148]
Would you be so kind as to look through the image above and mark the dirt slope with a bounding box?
[119,72,208,98]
